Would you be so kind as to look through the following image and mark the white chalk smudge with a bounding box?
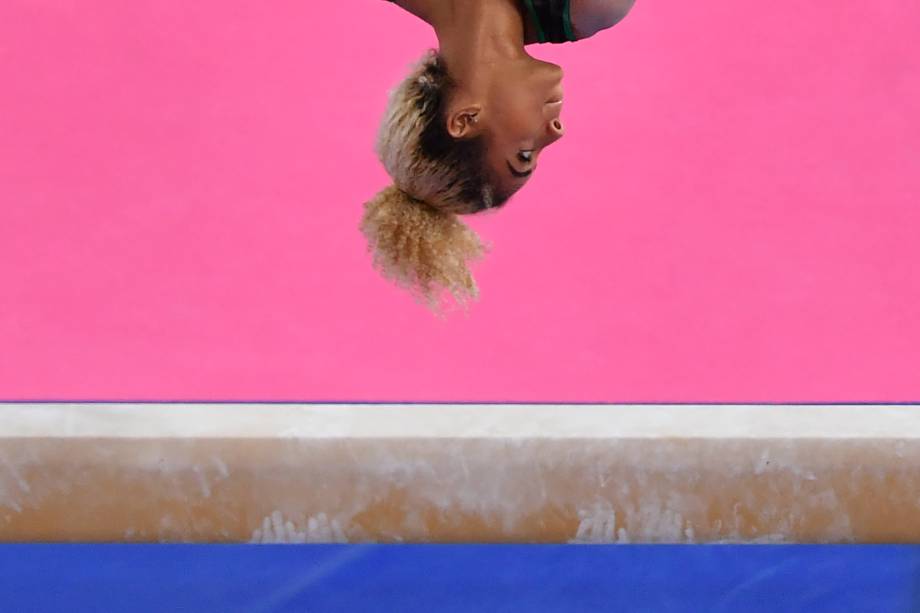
[193,466,211,498]
[211,457,230,478]
[570,504,619,544]
[0,455,31,513]
[571,501,709,544]
[251,511,348,544]
[0,457,30,494]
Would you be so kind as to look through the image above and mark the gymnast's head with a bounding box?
[360,50,565,312]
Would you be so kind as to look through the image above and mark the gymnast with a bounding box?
[361,0,636,312]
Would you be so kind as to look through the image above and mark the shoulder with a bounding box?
[569,0,636,40]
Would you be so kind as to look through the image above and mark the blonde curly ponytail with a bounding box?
[360,185,487,312]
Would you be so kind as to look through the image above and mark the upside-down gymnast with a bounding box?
[361,0,636,312]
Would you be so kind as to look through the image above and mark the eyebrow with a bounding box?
[507,161,533,179]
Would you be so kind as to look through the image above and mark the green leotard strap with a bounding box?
[522,0,547,43]
[563,1,575,42]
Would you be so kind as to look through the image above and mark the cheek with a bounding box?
[485,151,508,179]
[515,109,548,142]
[493,96,543,139]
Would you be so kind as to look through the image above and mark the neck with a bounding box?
[421,0,530,87]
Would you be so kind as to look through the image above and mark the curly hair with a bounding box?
[360,50,510,314]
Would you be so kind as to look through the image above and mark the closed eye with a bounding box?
[507,161,533,178]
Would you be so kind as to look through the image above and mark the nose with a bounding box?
[548,117,565,142]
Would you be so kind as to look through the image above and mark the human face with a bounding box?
[482,58,566,200]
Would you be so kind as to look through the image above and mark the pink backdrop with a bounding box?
[1,1,918,401]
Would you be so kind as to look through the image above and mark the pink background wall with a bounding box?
[1,1,918,401]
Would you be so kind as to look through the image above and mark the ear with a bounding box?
[446,104,483,139]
